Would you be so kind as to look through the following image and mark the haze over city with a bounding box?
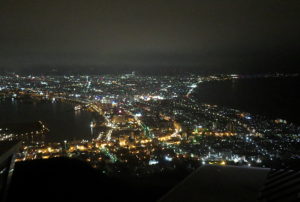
[0,0,300,74]
[1,1,300,202]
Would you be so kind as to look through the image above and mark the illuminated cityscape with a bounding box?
[1,0,300,201]
[1,73,299,177]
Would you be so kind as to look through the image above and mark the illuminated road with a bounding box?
[99,147,118,163]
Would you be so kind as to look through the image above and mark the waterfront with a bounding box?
[0,99,97,142]
[193,77,300,125]
[0,73,299,175]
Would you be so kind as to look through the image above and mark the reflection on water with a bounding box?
[0,98,98,142]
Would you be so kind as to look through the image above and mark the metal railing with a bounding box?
[0,141,21,202]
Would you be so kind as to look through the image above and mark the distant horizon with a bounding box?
[1,0,300,74]
[1,66,299,76]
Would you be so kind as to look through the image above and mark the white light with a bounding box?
[135,113,142,117]
[165,156,173,162]
[233,157,240,163]
[149,160,159,165]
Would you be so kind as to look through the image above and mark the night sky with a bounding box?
[0,0,299,74]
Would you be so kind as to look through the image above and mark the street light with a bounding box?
[64,140,67,151]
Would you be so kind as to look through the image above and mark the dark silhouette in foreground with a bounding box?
[7,157,189,202]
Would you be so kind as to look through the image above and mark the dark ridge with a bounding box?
[8,157,188,202]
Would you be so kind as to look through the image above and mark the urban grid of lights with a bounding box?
[0,72,299,176]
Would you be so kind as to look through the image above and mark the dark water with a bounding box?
[0,99,97,142]
[193,77,300,125]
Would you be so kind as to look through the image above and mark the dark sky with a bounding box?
[0,0,299,74]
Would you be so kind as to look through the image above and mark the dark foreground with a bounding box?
[7,157,300,202]
[8,158,189,202]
